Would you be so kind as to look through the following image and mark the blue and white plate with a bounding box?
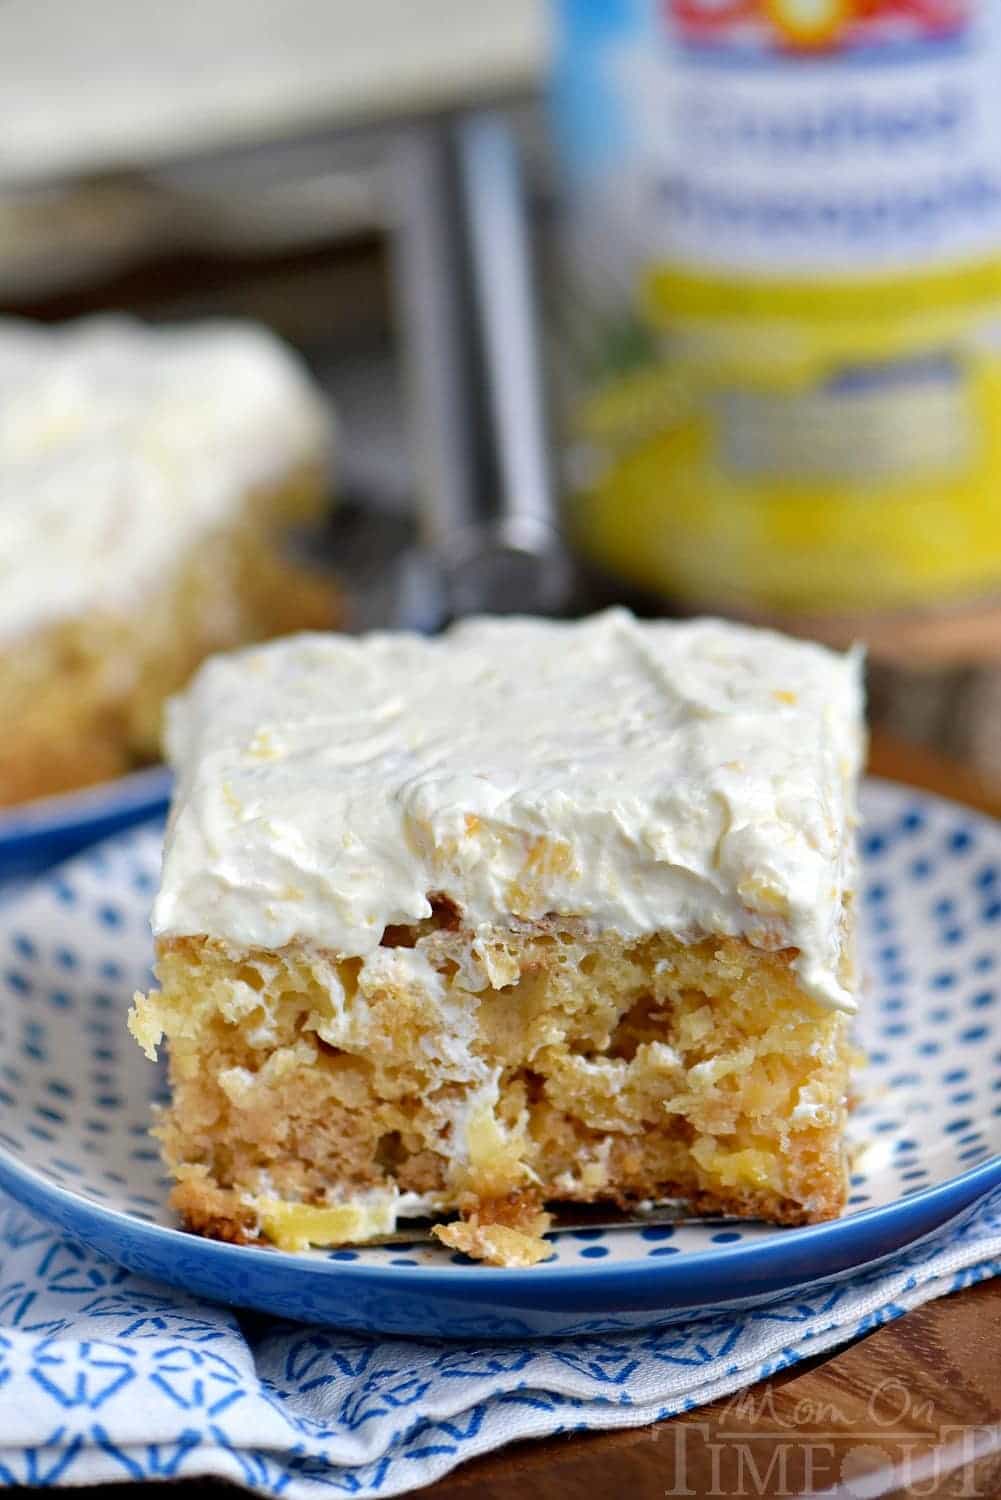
[0,767,171,884]
[0,779,998,1337]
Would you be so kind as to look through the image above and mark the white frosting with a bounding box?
[0,314,332,643]
[154,610,864,1011]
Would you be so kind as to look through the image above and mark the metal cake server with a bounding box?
[357,1203,744,1249]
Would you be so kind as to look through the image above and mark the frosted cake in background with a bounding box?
[0,314,338,806]
[131,610,864,1267]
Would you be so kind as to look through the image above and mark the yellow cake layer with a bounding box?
[131,916,854,1267]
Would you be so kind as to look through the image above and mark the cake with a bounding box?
[130,610,864,1267]
[0,314,338,807]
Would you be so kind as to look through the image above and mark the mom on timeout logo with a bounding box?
[666,0,971,53]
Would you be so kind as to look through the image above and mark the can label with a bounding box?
[553,0,1001,611]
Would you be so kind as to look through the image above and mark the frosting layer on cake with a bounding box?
[0,314,332,643]
[154,611,863,1011]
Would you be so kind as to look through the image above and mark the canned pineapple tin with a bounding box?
[551,0,1001,616]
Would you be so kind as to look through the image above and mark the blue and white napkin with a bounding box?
[0,1187,998,1495]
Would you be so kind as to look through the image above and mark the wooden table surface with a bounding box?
[427,1278,1001,1499]
[9,734,1001,1500]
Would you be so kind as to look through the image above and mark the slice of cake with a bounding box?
[130,610,864,1267]
[0,314,338,807]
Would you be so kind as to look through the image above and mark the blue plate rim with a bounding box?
[0,1124,995,1290]
[0,764,172,843]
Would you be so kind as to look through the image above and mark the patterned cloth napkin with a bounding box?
[0,1188,997,1495]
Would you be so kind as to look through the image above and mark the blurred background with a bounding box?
[2,0,999,809]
